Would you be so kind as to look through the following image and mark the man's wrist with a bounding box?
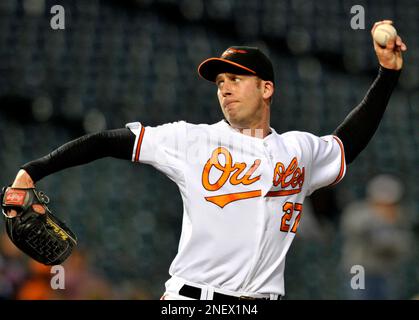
[378,65,402,82]
[379,65,402,73]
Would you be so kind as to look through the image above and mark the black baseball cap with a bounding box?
[198,46,275,83]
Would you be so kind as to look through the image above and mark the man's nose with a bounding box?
[220,82,232,96]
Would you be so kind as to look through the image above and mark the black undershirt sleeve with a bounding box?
[21,128,136,183]
[333,66,401,165]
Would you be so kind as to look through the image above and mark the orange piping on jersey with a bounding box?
[330,136,346,186]
[205,190,262,208]
[134,126,145,162]
[265,188,302,197]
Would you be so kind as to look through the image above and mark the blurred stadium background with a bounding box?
[0,0,418,299]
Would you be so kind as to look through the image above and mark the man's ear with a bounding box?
[263,81,275,100]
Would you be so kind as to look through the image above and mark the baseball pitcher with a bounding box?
[2,21,406,300]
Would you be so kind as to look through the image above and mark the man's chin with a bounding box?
[225,118,248,129]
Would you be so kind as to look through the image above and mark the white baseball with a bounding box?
[373,24,397,47]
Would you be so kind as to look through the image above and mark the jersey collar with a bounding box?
[217,120,277,141]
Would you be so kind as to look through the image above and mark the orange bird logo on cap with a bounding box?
[221,48,248,58]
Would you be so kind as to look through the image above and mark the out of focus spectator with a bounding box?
[340,174,413,299]
[1,231,111,299]
[15,249,116,299]
[0,231,28,299]
[60,249,113,299]
[16,260,59,300]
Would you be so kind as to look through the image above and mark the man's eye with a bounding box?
[233,77,240,82]
[217,81,224,87]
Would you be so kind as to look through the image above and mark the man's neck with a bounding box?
[238,127,271,138]
[224,120,271,138]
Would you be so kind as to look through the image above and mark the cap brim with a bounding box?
[198,58,257,82]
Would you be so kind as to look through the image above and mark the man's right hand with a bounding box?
[371,20,407,70]
[4,169,35,217]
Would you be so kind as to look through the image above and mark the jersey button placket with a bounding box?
[263,141,274,165]
[240,141,271,290]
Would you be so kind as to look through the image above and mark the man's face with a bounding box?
[216,73,266,129]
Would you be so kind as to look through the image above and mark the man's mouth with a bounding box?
[224,100,239,110]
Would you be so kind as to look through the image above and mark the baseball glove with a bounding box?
[1,186,77,265]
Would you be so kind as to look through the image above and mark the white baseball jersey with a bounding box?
[126,120,346,296]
